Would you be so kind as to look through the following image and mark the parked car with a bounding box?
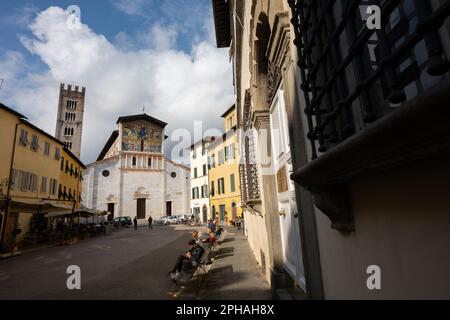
[112,216,132,227]
[154,216,168,225]
[176,214,190,223]
[164,216,178,225]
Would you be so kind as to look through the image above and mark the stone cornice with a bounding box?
[252,110,270,131]
[266,11,291,70]
[266,11,292,105]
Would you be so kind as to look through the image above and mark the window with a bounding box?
[14,171,38,192]
[19,129,29,146]
[171,172,177,178]
[218,150,224,165]
[230,144,235,160]
[41,177,47,193]
[65,160,69,173]
[194,168,198,178]
[221,178,225,194]
[202,142,206,155]
[211,181,215,197]
[44,142,50,156]
[30,174,38,192]
[49,179,57,196]
[230,174,235,193]
[54,148,61,160]
[148,157,152,167]
[61,157,64,171]
[70,164,74,176]
[132,156,137,166]
[217,178,225,195]
[201,185,209,198]
[225,146,229,161]
[290,0,450,158]
[192,188,196,199]
[203,164,207,176]
[192,146,197,159]
[270,91,290,163]
[31,135,39,151]
[67,100,77,110]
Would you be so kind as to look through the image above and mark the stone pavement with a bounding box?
[174,226,272,300]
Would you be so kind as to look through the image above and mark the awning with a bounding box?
[45,207,108,219]
[8,200,72,214]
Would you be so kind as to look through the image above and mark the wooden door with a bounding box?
[107,203,115,221]
[137,199,146,219]
[166,201,172,216]
[3,212,19,251]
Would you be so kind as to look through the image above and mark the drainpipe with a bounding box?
[0,122,21,253]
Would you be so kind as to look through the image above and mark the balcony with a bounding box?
[288,0,450,231]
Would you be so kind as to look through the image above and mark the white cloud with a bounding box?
[110,0,148,16]
[0,6,234,165]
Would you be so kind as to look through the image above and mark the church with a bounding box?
[82,113,190,221]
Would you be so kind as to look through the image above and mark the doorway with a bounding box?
[202,205,208,223]
[211,206,216,220]
[107,203,115,221]
[231,202,237,221]
[166,201,172,216]
[219,205,226,225]
[136,199,146,219]
[3,212,19,252]
[270,87,306,291]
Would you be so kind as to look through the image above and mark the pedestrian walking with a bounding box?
[148,216,153,230]
[133,216,138,230]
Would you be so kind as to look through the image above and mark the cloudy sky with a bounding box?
[0,0,234,165]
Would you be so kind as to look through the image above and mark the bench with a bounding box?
[209,227,224,252]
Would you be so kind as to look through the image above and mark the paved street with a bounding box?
[0,226,195,300]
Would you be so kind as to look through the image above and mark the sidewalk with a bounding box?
[175,226,272,300]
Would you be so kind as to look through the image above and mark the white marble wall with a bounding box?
[82,154,190,221]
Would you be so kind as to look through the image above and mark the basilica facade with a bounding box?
[82,114,190,221]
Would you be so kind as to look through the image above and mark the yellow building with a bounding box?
[0,103,85,255]
[208,105,242,225]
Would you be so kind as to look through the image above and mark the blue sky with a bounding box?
[0,0,212,52]
[0,0,233,164]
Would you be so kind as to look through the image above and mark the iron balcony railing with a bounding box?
[239,91,261,205]
[289,0,450,159]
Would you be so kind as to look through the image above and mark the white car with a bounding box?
[163,216,178,225]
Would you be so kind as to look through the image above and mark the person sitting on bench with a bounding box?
[168,240,205,280]
[202,230,216,244]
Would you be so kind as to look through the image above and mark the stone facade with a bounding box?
[55,83,86,158]
[82,114,190,221]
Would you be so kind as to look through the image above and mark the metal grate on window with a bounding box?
[289,0,450,159]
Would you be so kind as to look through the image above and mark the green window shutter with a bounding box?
[230,174,235,192]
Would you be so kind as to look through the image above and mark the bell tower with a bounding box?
[55,83,86,157]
